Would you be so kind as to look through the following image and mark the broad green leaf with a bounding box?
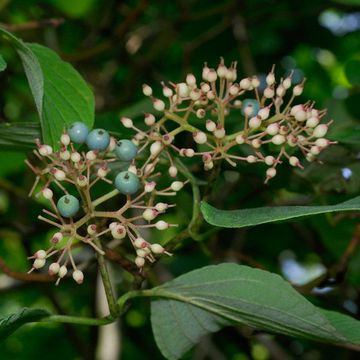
[149,264,360,360]
[332,126,360,145]
[0,308,50,342]
[0,28,95,148]
[0,122,41,150]
[345,59,360,86]
[0,54,6,71]
[200,196,360,228]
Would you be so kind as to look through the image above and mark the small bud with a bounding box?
[33,258,46,269]
[240,78,251,90]
[315,138,329,147]
[265,156,276,166]
[86,150,97,161]
[246,155,257,163]
[190,89,201,101]
[271,134,286,145]
[313,124,328,138]
[294,109,307,122]
[206,69,217,82]
[109,222,119,230]
[193,131,207,144]
[258,107,270,120]
[168,166,178,177]
[71,152,81,163]
[87,224,97,235]
[235,134,245,144]
[150,141,162,157]
[196,109,206,118]
[177,83,189,97]
[310,146,321,155]
[206,120,216,132]
[121,117,133,128]
[111,224,126,239]
[186,73,196,87]
[142,84,153,96]
[135,256,145,268]
[38,145,49,156]
[144,181,156,192]
[77,175,88,187]
[134,237,148,248]
[54,169,66,181]
[229,84,240,96]
[144,113,156,126]
[150,243,165,254]
[155,220,169,230]
[264,87,275,98]
[60,150,71,160]
[49,262,60,275]
[289,156,300,167]
[266,123,279,136]
[293,84,303,96]
[249,116,261,129]
[266,72,275,86]
[35,250,47,259]
[60,133,71,146]
[155,203,168,212]
[276,85,286,97]
[73,269,84,284]
[108,137,116,152]
[266,167,277,179]
[201,82,210,93]
[45,146,53,156]
[251,139,262,149]
[97,166,108,178]
[52,232,63,244]
[42,188,53,199]
[143,208,158,221]
[136,249,148,258]
[163,86,173,98]
[59,265,68,278]
[283,76,292,89]
[214,126,225,139]
[171,181,184,191]
[306,116,319,128]
[251,77,260,88]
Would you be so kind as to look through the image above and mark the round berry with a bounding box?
[68,122,89,144]
[241,99,260,117]
[114,171,141,195]
[86,128,110,151]
[57,195,80,218]
[115,139,138,161]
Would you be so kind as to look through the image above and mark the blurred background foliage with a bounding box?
[1,0,360,359]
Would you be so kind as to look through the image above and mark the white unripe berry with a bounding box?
[186,73,196,87]
[166,165,177,178]
[266,167,277,178]
[207,69,217,82]
[49,262,60,275]
[86,150,97,161]
[264,87,275,98]
[134,237,147,248]
[46,145,53,155]
[271,134,286,145]
[290,104,303,116]
[35,250,47,259]
[306,116,319,128]
[251,139,262,148]
[193,131,207,144]
[51,232,63,244]
[143,208,158,221]
[144,113,156,126]
[176,83,189,98]
[71,152,81,163]
[214,127,225,139]
[190,89,201,101]
[310,146,321,155]
[184,148,195,157]
[204,161,214,170]
[73,269,84,284]
[144,181,156,192]
[142,84,153,96]
[59,265,68,278]
[201,82,210,93]
[287,135,298,147]
[108,137,116,152]
[111,224,126,239]
[60,134,71,146]
[266,123,279,136]
[239,78,251,90]
[153,99,165,111]
[229,84,240,96]
[135,256,145,268]
[150,243,165,254]
[235,134,245,144]
[258,107,270,120]
[155,220,169,230]
[313,124,328,138]
[144,163,155,175]
[77,175,88,187]
[60,150,71,160]
[196,109,205,118]
[206,90,215,100]
[283,77,292,89]
[87,224,97,235]
[276,85,286,97]
[295,110,307,122]
[293,84,303,96]
[163,86,173,98]
[97,167,107,178]
[249,116,262,129]
[33,258,46,269]
[42,188,53,199]
[109,222,119,230]
[246,155,257,163]
[265,156,276,166]
[226,68,237,81]
[315,138,329,147]
[54,169,66,181]
[171,181,184,191]
[244,104,255,117]
[204,121,215,133]
[121,117,133,128]
[136,249,148,258]
[155,203,168,212]
[289,156,300,167]
[217,63,227,78]
[150,141,162,157]
[266,72,275,86]
[38,145,49,156]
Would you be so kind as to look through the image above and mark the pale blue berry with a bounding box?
[86,129,110,151]
[241,99,260,117]
[115,140,138,161]
[115,171,141,195]
[57,195,80,218]
[68,122,89,144]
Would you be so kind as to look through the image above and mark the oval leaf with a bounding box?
[0,308,50,342]
[149,264,360,360]
[201,196,360,228]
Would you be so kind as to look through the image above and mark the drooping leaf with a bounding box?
[0,28,95,148]
[0,308,50,342]
[0,54,7,71]
[0,122,41,150]
[149,264,360,360]
[200,196,360,228]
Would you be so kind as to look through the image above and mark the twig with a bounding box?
[0,18,64,32]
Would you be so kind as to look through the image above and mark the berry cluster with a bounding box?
[121,59,336,182]
[26,122,179,284]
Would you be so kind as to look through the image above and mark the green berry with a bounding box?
[57,195,80,217]
[114,171,141,195]
[115,139,138,161]
[86,129,110,151]
[68,122,89,144]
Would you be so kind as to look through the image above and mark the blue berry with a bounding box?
[57,195,80,218]
[115,140,138,161]
[114,171,141,195]
[241,99,260,117]
[86,129,110,151]
[68,122,89,144]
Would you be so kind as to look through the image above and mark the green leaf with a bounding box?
[345,59,360,86]
[0,54,6,71]
[0,308,50,342]
[0,122,41,150]
[149,264,360,360]
[0,28,95,148]
[200,196,360,228]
